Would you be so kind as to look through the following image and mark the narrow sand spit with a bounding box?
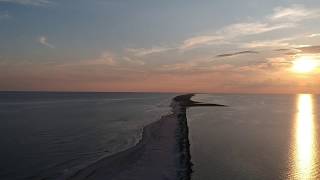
[68,94,225,180]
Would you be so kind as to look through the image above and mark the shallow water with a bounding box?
[0,92,175,180]
[188,94,320,180]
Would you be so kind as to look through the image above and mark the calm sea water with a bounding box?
[188,94,320,180]
[0,92,176,180]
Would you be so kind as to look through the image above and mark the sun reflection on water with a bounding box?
[291,94,318,179]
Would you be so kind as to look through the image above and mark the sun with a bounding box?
[292,56,319,73]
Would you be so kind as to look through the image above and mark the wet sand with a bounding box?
[68,94,225,180]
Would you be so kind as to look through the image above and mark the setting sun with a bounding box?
[292,57,319,73]
[292,56,319,73]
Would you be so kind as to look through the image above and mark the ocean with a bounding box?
[189,94,320,180]
[2,92,320,180]
[0,92,176,180]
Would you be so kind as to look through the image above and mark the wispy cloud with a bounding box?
[178,22,294,50]
[221,22,294,37]
[0,0,53,6]
[179,35,225,50]
[308,33,320,38]
[91,52,117,66]
[56,51,117,68]
[241,38,294,48]
[269,4,320,22]
[297,45,320,54]
[131,21,294,55]
[127,46,173,57]
[176,5,307,51]
[274,48,292,52]
[216,50,259,58]
[273,45,320,55]
[158,62,198,72]
[37,36,55,48]
[132,4,317,53]
[122,56,145,66]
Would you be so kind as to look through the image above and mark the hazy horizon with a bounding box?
[1,88,320,94]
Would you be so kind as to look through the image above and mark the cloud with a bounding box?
[127,4,313,54]
[0,0,52,6]
[269,4,320,22]
[216,50,259,58]
[274,45,320,55]
[58,51,117,68]
[122,56,145,66]
[297,45,320,54]
[241,38,294,48]
[179,35,225,50]
[127,46,172,56]
[221,22,294,37]
[178,22,293,50]
[91,52,117,66]
[308,33,320,38]
[176,5,305,51]
[127,21,292,54]
[158,62,198,72]
[265,57,292,67]
[37,36,54,48]
[57,50,148,71]
[274,48,292,52]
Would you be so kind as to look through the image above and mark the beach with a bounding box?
[68,94,225,180]
[0,92,175,180]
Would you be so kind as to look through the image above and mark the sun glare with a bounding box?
[292,57,319,73]
[291,94,318,179]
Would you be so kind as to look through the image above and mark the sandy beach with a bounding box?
[68,94,225,180]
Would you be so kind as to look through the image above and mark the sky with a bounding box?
[0,0,320,93]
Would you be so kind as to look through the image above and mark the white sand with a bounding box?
[66,94,220,180]
[68,98,188,180]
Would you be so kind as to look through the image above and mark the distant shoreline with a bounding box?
[68,94,225,180]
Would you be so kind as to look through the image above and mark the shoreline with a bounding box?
[68,94,225,180]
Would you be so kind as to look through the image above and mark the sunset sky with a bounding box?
[1,0,320,93]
